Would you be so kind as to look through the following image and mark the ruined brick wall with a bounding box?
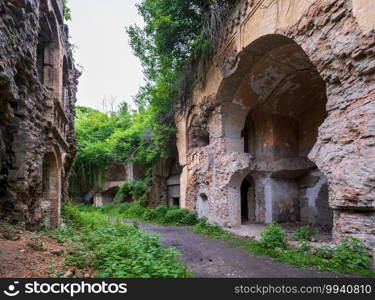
[0,0,77,228]
[148,141,182,207]
[176,0,375,259]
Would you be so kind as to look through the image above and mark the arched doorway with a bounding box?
[240,176,256,224]
[42,152,60,228]
[37,12,60,94]
[222,35,333,229]
[62,57,69,109]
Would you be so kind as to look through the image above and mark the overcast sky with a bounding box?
[67,0,145,112]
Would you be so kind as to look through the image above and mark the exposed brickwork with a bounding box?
[0,0,77,229]
[176,0,375,262]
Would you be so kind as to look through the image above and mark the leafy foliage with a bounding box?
[127,0,240,146]
[71,0,240,196]
[259,224,289,250]
[330,237,372,272]
[114,179,151,204]
[76,203,198,226]
[64,0,71,21]
[70,105,165,196]
[292,226,318,242]
[54,204,191,278]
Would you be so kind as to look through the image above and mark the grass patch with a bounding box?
[75,203,198,226]
[49,204,191,278]
[192,220,375,277]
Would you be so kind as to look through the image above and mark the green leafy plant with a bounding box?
[192,221,374,277]
[260,224,289,250]
[293,226,318,242]
[57,204,191,278]
[114,179,150,204]
[63,0,71,21]
[65,242,89,269]
[330,237,371,272]
[85,203,198,226]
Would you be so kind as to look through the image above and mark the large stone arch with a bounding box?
[37,9,62,101]
[216,33,331,228]
[176,0,374,256]
[62,56,69,109]
[41,147,62,228]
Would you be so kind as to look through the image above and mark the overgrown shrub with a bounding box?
[152,205,170,219]
[192,219,225,238]
[191,221,374,276]
[74,203,198,227]
[181,211,198,225]
[115,203,132,214]
[65,242,89,269]
[331,237,371,272]
[259,224,289,250]
[142,209,159,221]
[126,203,146,218]
[58,204,191,278]
[114,179,150,204]
[293,226,318,242]
[163,209,188,225]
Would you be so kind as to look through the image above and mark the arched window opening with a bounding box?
[240,176,256,224]
[62,57,69,108]
[42,152,60,228]
[36,13,59,93]
[224,35,333,232]
[188,116,209,149]
[37,16,53,84]
[242,114,256,157]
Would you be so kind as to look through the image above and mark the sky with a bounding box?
[67,0,145,112]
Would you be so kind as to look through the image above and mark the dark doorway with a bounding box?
[240,176,256,224]
[42,152,59,228]
[241,179,249,222]
[173,197,180,206]
[242,116,256,157]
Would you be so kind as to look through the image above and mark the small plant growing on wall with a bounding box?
[260,223,289,250]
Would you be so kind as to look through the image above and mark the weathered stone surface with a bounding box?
[175,0,375,262]
[0,0,78,229]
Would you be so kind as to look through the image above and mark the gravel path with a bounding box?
[139,223,345,278]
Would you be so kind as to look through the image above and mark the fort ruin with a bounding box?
[0,0,77,228]
[0,0,373,270]
[175,0,375,258]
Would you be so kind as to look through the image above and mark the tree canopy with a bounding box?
[128,0,239,113]
[71,104,173,195]
[71,0,238,196]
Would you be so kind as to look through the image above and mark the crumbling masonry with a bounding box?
[0,0,77,228]
[176,0,375,258]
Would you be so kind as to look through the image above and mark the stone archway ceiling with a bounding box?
[245,44,326,118]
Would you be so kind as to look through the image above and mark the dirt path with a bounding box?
[0,231,66,278]
[140,223,345,278]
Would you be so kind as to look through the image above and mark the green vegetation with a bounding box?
[192,220,375,277]
[259,223,289,250]
[70,105,168,197]
[292,226,318,242]
[64,0,71,21]
[113,179,151,204]
[75,203,198,226]
[128,0,240,114]
[71,0,240,199]
[50,204,191,278]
